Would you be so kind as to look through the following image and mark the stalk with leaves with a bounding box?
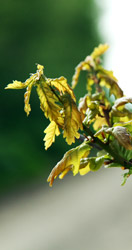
[6,44,132,186]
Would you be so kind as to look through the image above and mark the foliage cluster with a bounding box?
[6,44,132,187]
[1,0,100,193]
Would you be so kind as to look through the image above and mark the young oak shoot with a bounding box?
[6,44,132,186]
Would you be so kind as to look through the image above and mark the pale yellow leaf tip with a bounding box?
[5,80,26,90]
[59,168,71,179]
[91,43,109,59]
[37,64,44,72]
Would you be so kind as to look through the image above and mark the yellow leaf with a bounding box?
[59,168,71,179]
[97,66,118,82]
[5,64,45,116]
[79,155,107,175]
[71,44,109,89]
[47,142,91,186]
[62,94,83,145]
[50,76,76,102]
[36,81,63,126]
[72,62,85,89]
[5,80,27,89]
[114,120,132,127]
[71,56,94,89]
[93,117,108,131]
[91,43,109,59]
[24,83,34,116]
[87,78,94,94]
[110,97,132,123]
[44,121,60,150]
[5,64,44,90]
[78,95,89,121]
[79,158,90,175]
[97,67,123,98]
[79,165,90,175]
[36,64,44,79]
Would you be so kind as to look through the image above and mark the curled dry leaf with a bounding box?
[112,126,132,150]
[112,97,132,111]
[24,83,34,116]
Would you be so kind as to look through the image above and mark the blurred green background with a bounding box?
[0,0,101,194]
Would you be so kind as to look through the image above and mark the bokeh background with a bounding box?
[1,0,132,250]
[0,0,101,194]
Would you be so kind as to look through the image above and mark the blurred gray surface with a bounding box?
[0,168,132,250]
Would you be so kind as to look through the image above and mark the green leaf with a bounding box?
[121,169,132,186]
[110,139,132,162]
[121,173,129,186]
[79,154,110,175]
[83,107,99,125]
[89,156,107,171]
[104,162,122,168]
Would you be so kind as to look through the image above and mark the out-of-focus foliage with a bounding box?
[6,44,132,187]
[1,0,101,193]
